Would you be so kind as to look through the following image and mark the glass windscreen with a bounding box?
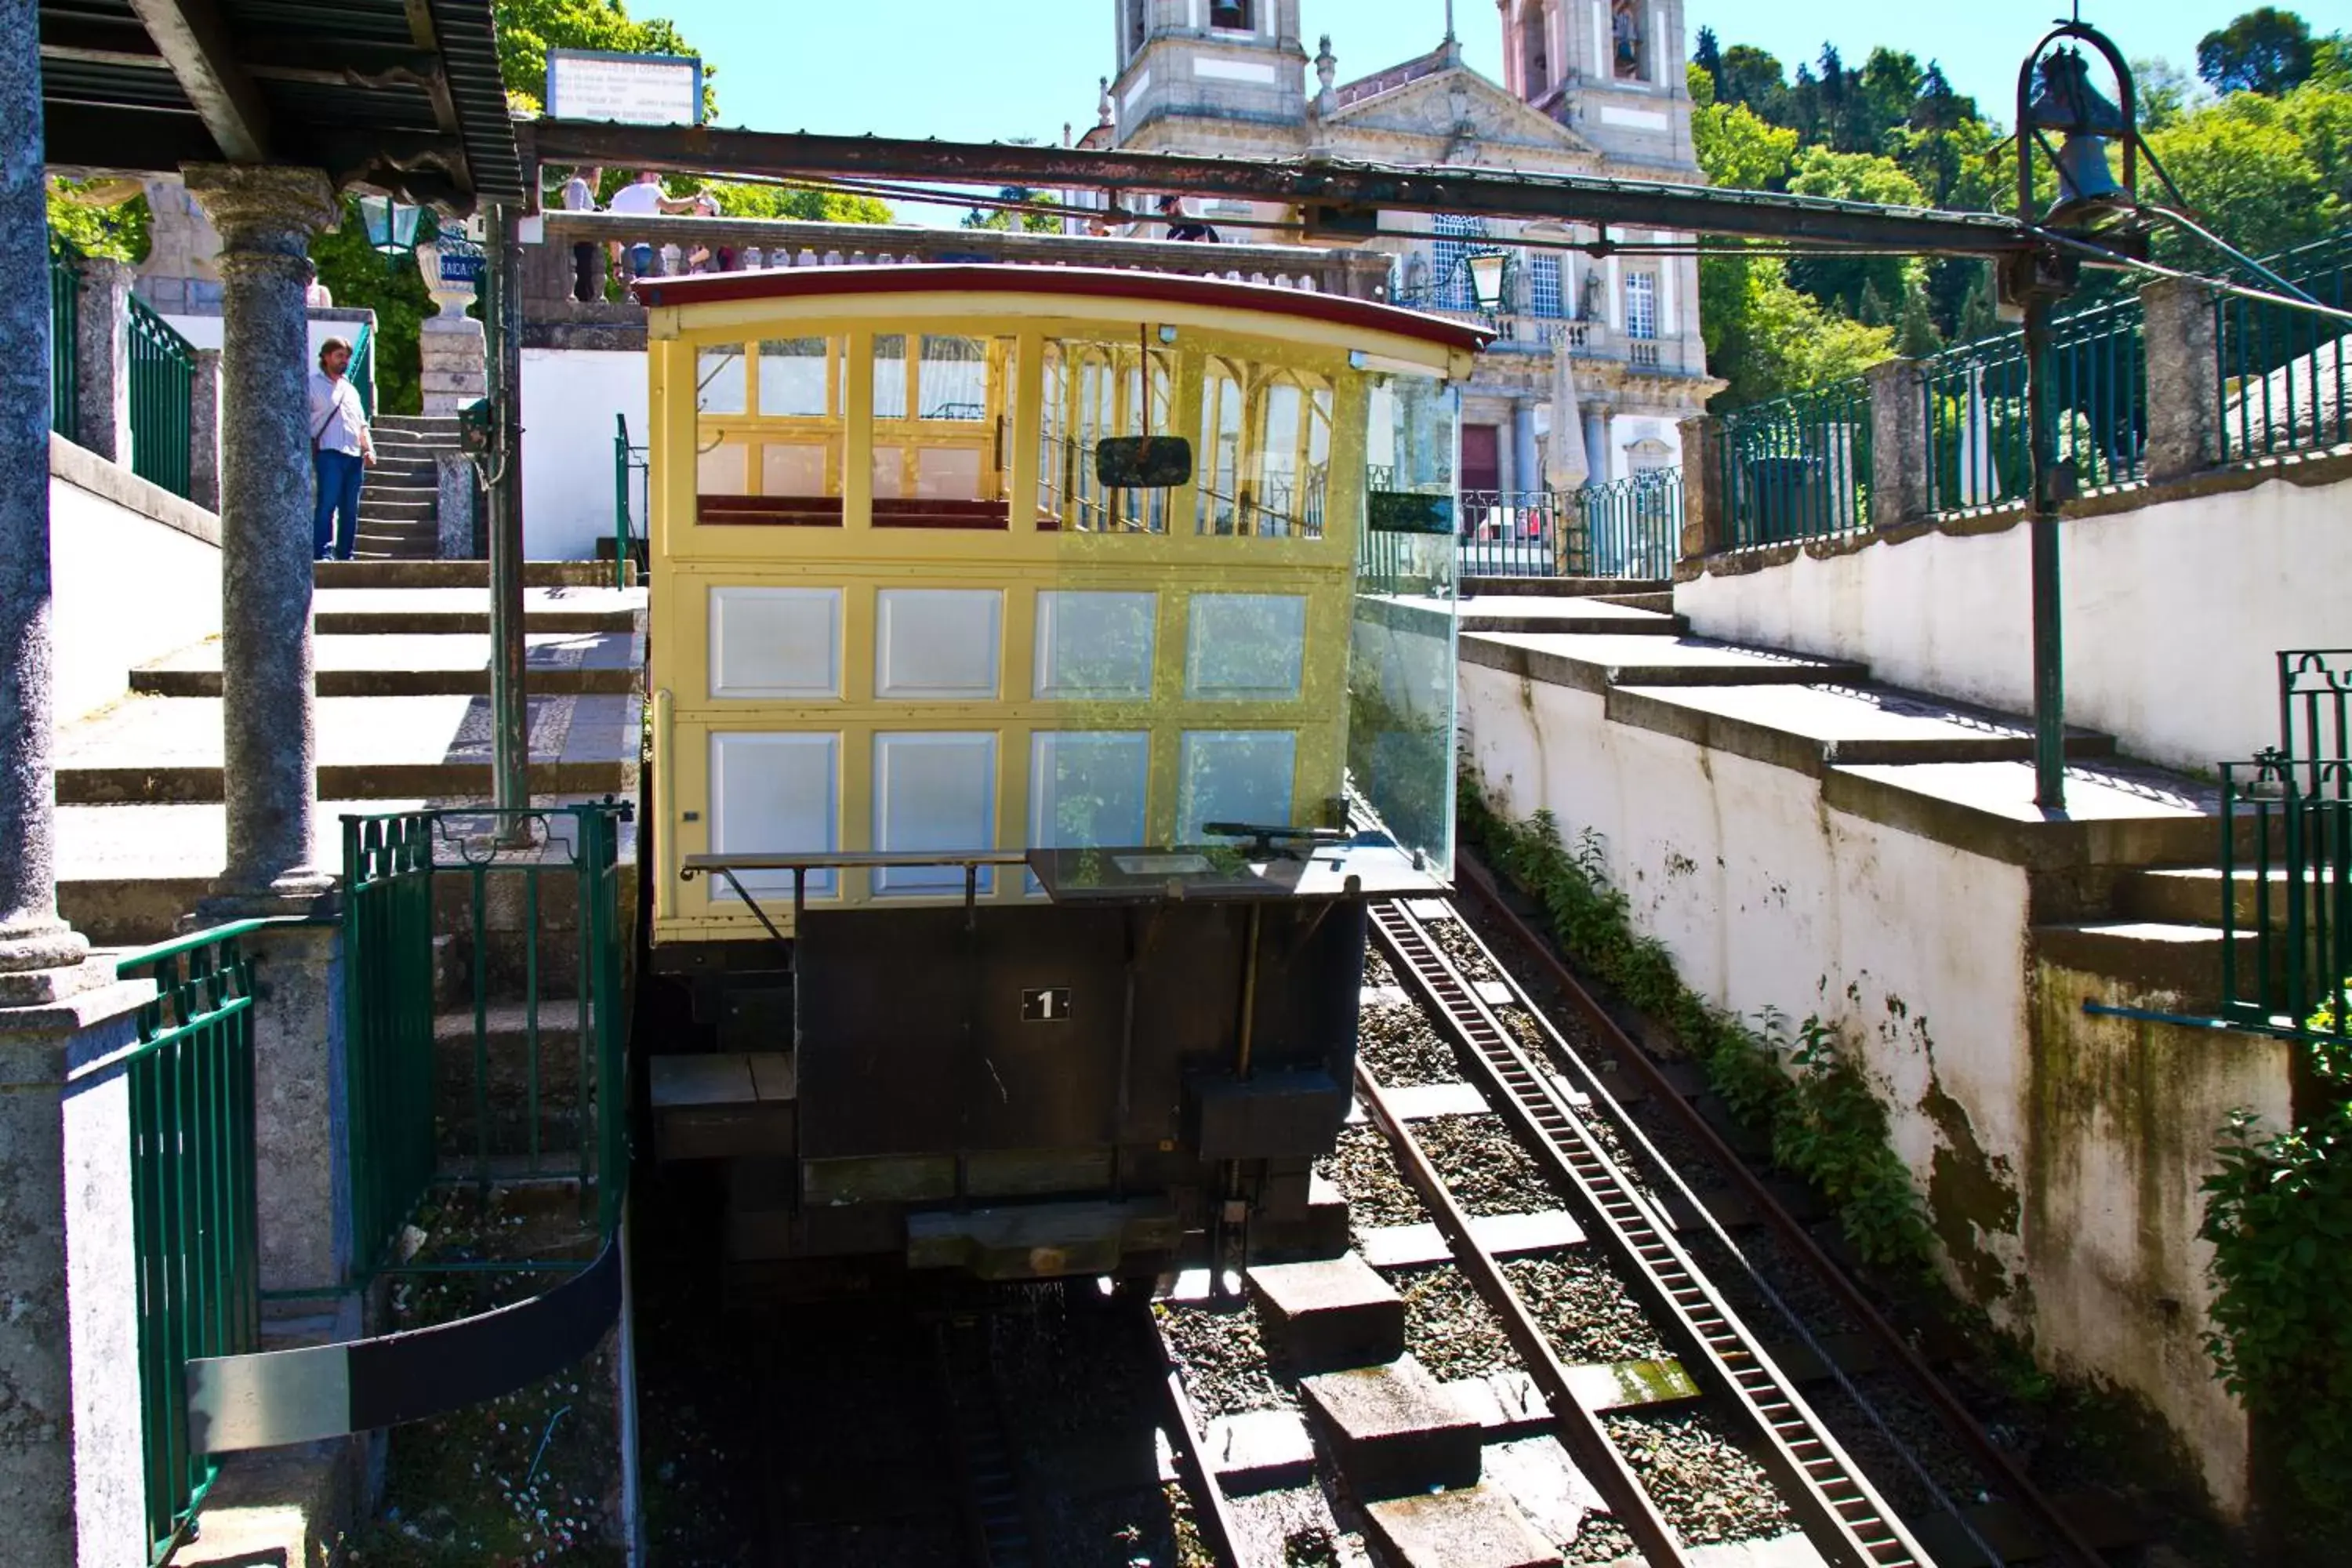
[1349,374,1461,875]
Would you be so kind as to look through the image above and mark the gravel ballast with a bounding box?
[1413,1113,1575,1216]
[1422,916,1505,982]
[1387,1265,1525,1380]
[1317,1124,1429,1229]
[1356,1003,1465,1087]
[1504,1251,1671,1365]
[1157,1299,1294,1417]
[1604,1407,1798,1544]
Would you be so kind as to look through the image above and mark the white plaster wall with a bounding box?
[49,474,221,724]
[1459,658,2270,1509]
[521,348,649,561]
[1677,472,2352,772]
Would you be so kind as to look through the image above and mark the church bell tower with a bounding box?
[1498,0,1694,169]
[1108,0,1309,151]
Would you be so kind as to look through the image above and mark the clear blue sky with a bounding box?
[644,1,2292,218]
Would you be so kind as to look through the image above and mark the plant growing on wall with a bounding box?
[2201,1004,2352,1524]
[1459,775,1932,1273]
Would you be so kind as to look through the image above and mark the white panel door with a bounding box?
[709,732,839,898]
[873,731,999,895]
[708,586,841,701]
[1176,729,1297,842]
[875,589,1003,700]
[1033,590,1158,701]
[1185,593,1307,701]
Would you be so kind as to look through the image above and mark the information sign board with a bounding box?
[545,49,704,126]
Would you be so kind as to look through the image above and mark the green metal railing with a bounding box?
[2216,230,2351,463]
[344,804,633,1279]
[116,920,280,1563]
[613,412,648,589]
[1570,469,1682,579]
[350,322,376,423]
[126,293,197,499]
[1719,376,1874,547]
[2220,650,2351,1045]
[1922,296,2147,514]
[49,237,79,444]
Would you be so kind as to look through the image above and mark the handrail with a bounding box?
[125,292,199,498]
[114,916,314,981]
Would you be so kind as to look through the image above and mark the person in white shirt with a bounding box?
[561,165,602,302]
[308,339,375,561]
[605,170,695,278]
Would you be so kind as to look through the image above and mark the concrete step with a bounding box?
[1362,1485,1561,1568]
[129,631,641,699]
[1606,681,2121,774]
[648,1052,797,1160]
[315,560,617,590]
[2117,864,2338,929]
[1463,576,1671,598]
[2033,920,2259,1001]
[1594,590,1675,615]
[1453,595,1686,637]
[1465,630,1871,692]
[314,586,644,637]
[54,691,641,804]
[1247,1253,1406,1374]
[1298,1354,1483,1500]
[358,495,437,518]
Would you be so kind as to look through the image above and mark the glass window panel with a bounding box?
[757,338,829,417]
[914,447,984,501]
[1530,255,1563,318]
[873,334,909,420]
[762,443,827,497]
[1039,343,1071,527]
[919,335,989,421]
[1626,272,1659,341]
[697,345,747,416]
[872,445,906,499]
[697,442,749,495]
[1201,368,1243,535]
[1176,731,1297,844]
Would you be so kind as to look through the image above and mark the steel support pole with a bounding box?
[482,204,529,818]
[2024,296,2067,811]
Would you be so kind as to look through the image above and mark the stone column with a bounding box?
[189,347,223,512]
[0,978,159,1567]
[0,3,98,1010]
[182,166,343,916]
[436,452,478,559]
[2141,277,2222,483]
[72,257,132,463]
[1865,357,1929,527]
[1678,414,1726,564]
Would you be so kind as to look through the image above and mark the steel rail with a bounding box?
[1450,853,2113,1568]
[1147,1303,1246,1568]
[1353,1061,1690,1566]
[1370,898,1930,1568]
[520,122,2038,256]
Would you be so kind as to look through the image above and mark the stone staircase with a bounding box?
[1454,597,2263,1014]
[54,559,645,947]
[356,413,464,561]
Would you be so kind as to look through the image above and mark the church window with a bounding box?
[1529,255,1563,318]
[1209,1,1250,31]
[1610,0,1645,82]
[1431,214,1487,314]
[1130,1,1147,52]
[1523,17,1550,96]
[1625,270,1658,340]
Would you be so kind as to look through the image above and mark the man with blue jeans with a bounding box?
[309,337,374,561]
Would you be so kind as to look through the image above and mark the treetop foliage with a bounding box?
[1689,9,2350,412]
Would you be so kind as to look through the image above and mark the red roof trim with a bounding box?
[633,264,1491,354]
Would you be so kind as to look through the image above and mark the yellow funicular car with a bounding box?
[639,263,1478,1282]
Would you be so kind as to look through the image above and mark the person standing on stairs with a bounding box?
[309,337,376,562]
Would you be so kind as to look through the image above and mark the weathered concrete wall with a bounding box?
[521,348,647,562]
[48,435,222,725]
[1675,459,2352,773]
[1460,658,2289,1513]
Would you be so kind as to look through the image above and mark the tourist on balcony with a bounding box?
[560,165,602,302]
[309,337,375,563]
[1160,194,1219,244]
[608,170,697,278]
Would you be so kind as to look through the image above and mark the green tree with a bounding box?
[46,178,151,263]
[1703,252,1896,410]
[1784,147,1929,317]
[309,199,436,416]
[1895,281,1943,358]
[2132,56,2205,131]
[2147,90,2339,260]
[1690,64,1800,191]
[1715,44,1790,121]
[706,183,895,225]
[2198,8,2316,98]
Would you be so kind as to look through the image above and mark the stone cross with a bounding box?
[181,165,344,916]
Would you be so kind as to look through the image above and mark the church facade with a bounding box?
[1070,0,1719,494]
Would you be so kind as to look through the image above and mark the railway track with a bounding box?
[1151,885,2120,1568]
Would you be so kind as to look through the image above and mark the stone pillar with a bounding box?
[417,239,488,419]
[1865,357,1929,527]
[1510,401,1539,497]
[242,924,350,1292]
[182,166,343,916]
[72,257,132,463]
[436,452,478,559]
[0,978,160,1567]
[189,347,223,512]
[1678,414,1726,564]
[2141,277,2222,482]
[0,3,99,1010]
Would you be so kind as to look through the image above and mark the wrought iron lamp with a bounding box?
[1464,249,1509,316]
[358,194,424,260]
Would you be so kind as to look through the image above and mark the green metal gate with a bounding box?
[343,803,634,1280]
[49,237,79,443]
[126,293,197,499]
